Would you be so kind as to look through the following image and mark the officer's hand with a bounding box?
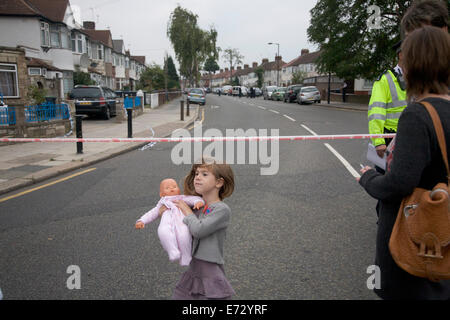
[375,145,387,158]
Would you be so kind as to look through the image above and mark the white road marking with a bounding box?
[257,106,266,110]
[269,109,279,114]
[324,143,361,178]
[301,124,360,178]
[301,124,319,136]
[283,114,296,122]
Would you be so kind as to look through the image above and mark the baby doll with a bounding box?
[135,178,204,266]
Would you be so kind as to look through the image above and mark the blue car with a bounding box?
[187,88,206,105]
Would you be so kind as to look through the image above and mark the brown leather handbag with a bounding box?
[389,101,450,282]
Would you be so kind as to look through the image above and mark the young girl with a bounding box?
[164,157,235,300]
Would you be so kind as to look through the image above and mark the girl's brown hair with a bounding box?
[401,25,450,99]
[183,157,235,200]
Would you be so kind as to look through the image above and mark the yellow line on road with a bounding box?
[187,108,205,131]
[0,167,97,203]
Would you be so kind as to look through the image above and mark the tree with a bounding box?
[203,56,220,88]
[167,5,219,87]
[255,67,264,88]
[307,0,412,80]
[166,55,180,89]
[291,70,307,85]
[138,64,165,91]
[73,70,95,86]
[222,48,243,85]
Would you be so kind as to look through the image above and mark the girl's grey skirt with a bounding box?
[172,257,235,300]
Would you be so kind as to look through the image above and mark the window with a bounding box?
[77,34,83,53]
[86,39,91,57]
[71,32,76,51]
[61,28,70,49]
[97,45,103,60]
[40,22,50,47]
[50,24,60,47]
[28,68,42,76]
[0,64,19,98]
[62,71,73,95]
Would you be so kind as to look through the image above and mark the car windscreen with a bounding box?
[70,88,101,98]
[267,87,276,92]
[190,89,203,94]
[302,87,318,92]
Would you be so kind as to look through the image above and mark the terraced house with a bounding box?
[0,0,146,104]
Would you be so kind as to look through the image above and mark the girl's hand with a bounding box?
[158,205,168,217]
[193,201,204,210]
[135,221,145,229]
[173,200,193,216]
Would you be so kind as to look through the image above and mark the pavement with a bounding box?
[316,100,368,111]
[0,100,199,196]
[0,97,366,196]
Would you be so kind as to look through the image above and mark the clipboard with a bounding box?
[367,143,386,170]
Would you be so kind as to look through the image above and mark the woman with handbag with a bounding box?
[358,26,450,299]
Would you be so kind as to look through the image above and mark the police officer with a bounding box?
[368,41,407,173]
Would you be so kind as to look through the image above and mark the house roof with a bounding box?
[131,56,145,65]
[112,40,124,53]
[0,0,68,23]
[83,29,113,48]
[283,51,321,68]
[260,58,286,72]
[26,57,61,71]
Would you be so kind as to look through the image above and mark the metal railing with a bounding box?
[24,103,70,122]
[0,106,15,125]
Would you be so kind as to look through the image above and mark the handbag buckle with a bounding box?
[417,233,443,259]
[403,204,418,218]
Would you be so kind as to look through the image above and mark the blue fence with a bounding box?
[0,106,16,125]
[24,103,70,122]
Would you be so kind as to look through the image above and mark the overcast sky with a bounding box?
[69,0,320,70]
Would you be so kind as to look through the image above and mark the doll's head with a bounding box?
[160,178,181,197]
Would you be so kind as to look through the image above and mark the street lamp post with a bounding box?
[268,42,280,87]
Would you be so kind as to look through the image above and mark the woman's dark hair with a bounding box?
[401,0,449,36]
[401,25,450,99]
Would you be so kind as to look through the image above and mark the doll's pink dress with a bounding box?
[137,195,204,266]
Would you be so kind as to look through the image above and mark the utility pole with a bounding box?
[164,52,168,101]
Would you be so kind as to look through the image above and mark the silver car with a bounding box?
[297,86,321,104]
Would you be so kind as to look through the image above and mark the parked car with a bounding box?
[187,88,206,105]
[263,86,277,100]
[272,87,287,101]
[70,85,117,120]
[297,86,321,104]
[222,85,233,96]
[232,86,248,96]
[284,84,303,103]
[254,87,262,96]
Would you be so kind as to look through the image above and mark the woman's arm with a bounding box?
[359,106,432,201]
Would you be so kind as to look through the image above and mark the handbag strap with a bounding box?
[419,101,449,184]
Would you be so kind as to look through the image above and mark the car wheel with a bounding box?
[104,106,111,120]
[318,100,321,104]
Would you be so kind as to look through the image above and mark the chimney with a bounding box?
[237,66,242,70]
[244,64,249,69]
[275,55,282,61]
[83,21,96,30]
[252,62,258,68]
[231,66,234,71]
[301,49,310,56]
[220,69,223,73]
[262,58,269,64]
[225,68,229,72]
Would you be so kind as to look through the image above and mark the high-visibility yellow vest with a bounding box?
[368,70,407,146]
